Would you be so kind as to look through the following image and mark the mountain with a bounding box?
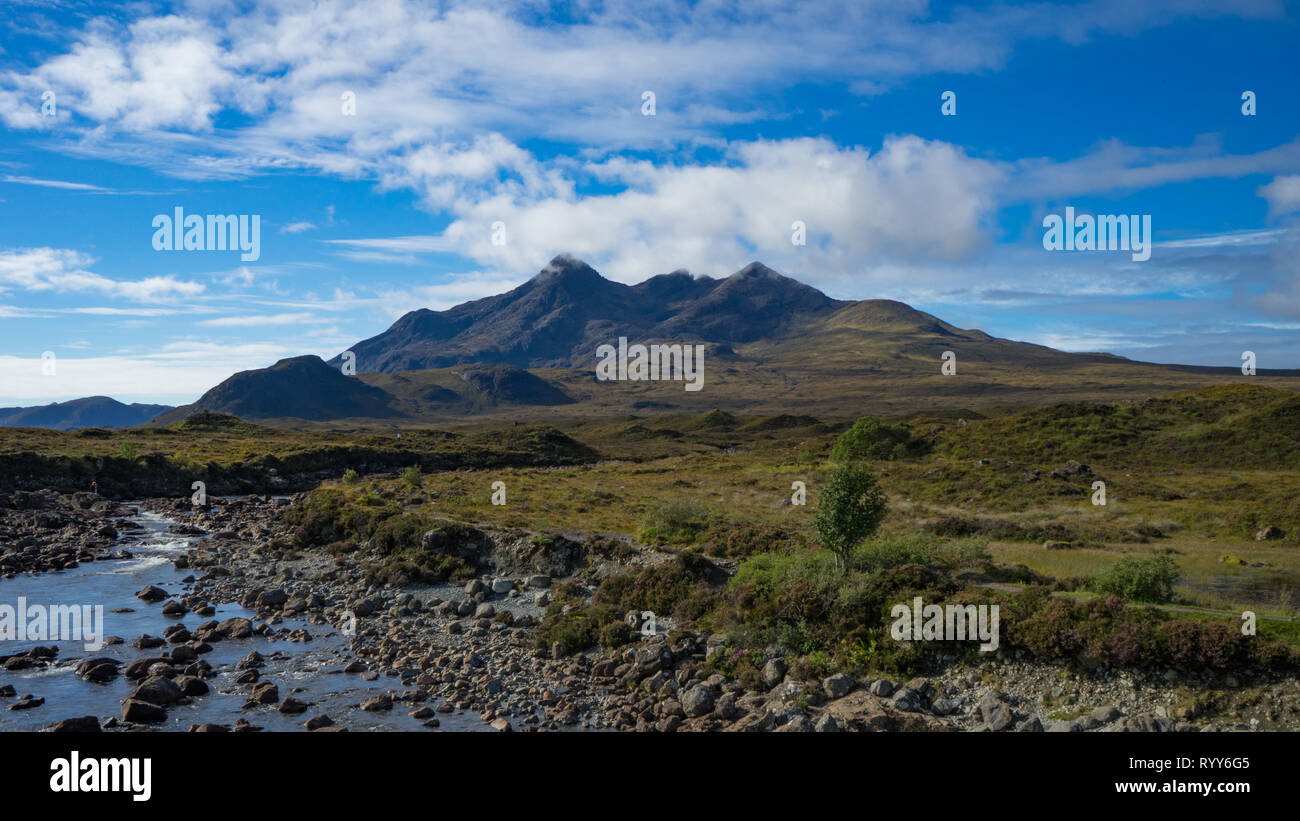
[156,256,1300,425]
[330,255,849,373]
[151,355,400,423]
[0,396,173,430]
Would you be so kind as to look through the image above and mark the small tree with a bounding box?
[400,464,422,489]
[812,463,888,571]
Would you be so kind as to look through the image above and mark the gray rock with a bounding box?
[714,692,737,720]
[775,714,814,732]
[256,588,287,607]
[761,658,787,690]
[1046,719,1082,732]
[979,692,1013,732]
[120,699,166,723]
[50,716,102,733]
[135,585,168,603]
[128,675,183,706]
[892,688,922,712]
[681,685,715,718]
[1090,705,1122,724]
[930,697,957,716]
[814,714,841,732]
[822,673,855,700]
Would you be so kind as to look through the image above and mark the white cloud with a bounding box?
[1156,228,1289,248]
[377,271,526,315]
[1257,175,1300,218]
[0,247,205,300]
[1,175,111,191]
[1,0,1281,181]
[406,135,1005,284]
[197,312,321,327]
[280,221,317,233]
[0,342,296,405]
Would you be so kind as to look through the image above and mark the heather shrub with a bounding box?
[1092,551,1180,603]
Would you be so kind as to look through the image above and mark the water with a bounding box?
[1182,569,1300,612]
[0,505,492,731]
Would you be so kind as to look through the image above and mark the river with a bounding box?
[0,503,494,731]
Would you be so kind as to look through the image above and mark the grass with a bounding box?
[4,383,1299,656]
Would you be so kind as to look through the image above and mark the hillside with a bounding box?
[148,256,1300,425]
[0,396,173,430]
[151,355,400,424]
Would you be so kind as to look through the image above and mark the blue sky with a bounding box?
[0,0,1297,406]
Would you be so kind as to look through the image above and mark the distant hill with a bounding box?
[147,256,1299,426]
[151,355,400,423]
[0,396,172,430]
[453,364,574,406]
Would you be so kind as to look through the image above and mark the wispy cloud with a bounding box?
[1,174,111,192]
[0,247,205,300]
[197,312,322,327]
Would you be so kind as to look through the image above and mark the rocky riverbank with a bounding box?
[0,489,137,574]
[4,490,1296,731]
[122,492,1300,733]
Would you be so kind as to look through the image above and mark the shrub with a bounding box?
[850,534,988,574]
[1092,551,1181,603]
[363,551,471,586]
[598,620,634,650]
[831,417,917,462]
[700,521,808,558]
[639,499,712,545]
[593,554,719,623]
[341,468,360,483]
[400,464,421,488]
[534,603,619,656]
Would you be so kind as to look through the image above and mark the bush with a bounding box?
[700,521,808,558]
[400,464,421,489]
[639,499,712,545]
[534,603,619,656]
[342,468,360,483]
[851,534,989,573]
[599,620,634,650]
[593,554,719,623]
[831,417,917,462]
[363,551,472,586]
[1092,551,1181,603]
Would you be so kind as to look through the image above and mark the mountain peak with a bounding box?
[532,254,605,284]
[730,261,782,280]
[269,354,331,370]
